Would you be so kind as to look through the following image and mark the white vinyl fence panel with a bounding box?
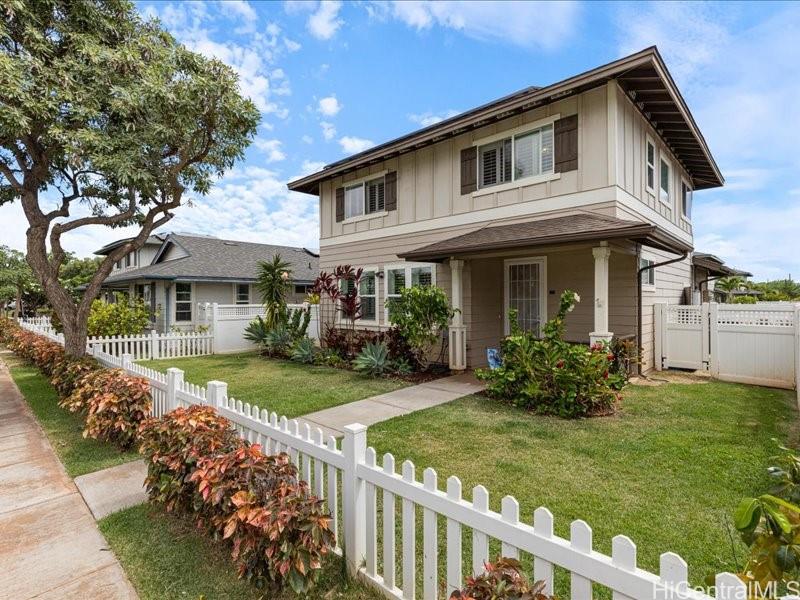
[17,318,752,600]
[655,303,800,394]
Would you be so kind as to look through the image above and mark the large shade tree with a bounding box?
[0,0,259,355]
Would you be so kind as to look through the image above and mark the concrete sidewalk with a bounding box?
[299,372,484,437]
[0,354,138,600]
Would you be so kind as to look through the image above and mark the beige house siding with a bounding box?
[320,86,610,241]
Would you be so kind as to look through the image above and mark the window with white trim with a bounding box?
[359,271,377,321]
[681,180,693,219]
[646,138,656,193]
[659,158,671,205]
[235,283,249,305]
[384,263,436,322]
[344,176,385,220]
[478,124,554,189]
[639,258,655,287]
[175,282,192,322]
[125,252,132,268]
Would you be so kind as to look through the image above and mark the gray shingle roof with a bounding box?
[102,234,319,284]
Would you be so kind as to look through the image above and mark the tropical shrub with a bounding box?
[732,295,758,304]
[245,306,311,358]
[60,369,151,449]
[476,290,619,418]
[387,285,455,368]
[450,557,553,600]
[243,315,270,347]
[290,337,317,364]
[50,354,100,397]
[256,254,292,329]
[138,405,241,513]
[353,341,392,376]
[190,445,335,593]
[87,296,151,337]
[608,336,637,389]
[264,325,293,357]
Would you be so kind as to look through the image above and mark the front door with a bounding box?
[504,257,547,335]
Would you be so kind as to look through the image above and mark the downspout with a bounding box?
[636,245,690,375]
[697,275,724,302]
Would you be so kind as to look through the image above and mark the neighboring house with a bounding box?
[96,233,319,332]
[288,47,724,372]
[692,253,751,303]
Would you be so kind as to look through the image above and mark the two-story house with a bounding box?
[95,233,319,332]
[288,47,725,372]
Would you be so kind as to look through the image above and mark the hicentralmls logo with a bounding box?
[654,578,800,600]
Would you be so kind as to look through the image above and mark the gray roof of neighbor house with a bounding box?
[94,234,166,255]
[288,46,723,195]
[399,213,692,262]
[101,234,319,285]
[692,252,752,278]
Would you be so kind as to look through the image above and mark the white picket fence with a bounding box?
[16,323,750,600]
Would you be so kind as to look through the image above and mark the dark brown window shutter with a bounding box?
[554,114,578,173]
[335,187,344,222]
[460,146,477,195]
[384,171,397,212]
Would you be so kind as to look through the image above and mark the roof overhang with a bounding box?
[693,253,752,278]
[398,214,691,263]
[288,46,723,195]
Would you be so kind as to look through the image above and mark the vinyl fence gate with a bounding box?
[655,302,800,392]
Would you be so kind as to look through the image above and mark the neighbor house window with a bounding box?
[478,123,554,189]
[175,282,192,322]
[235,283,249,305]
[344,176,385,220]
[659,158,671,204]
[294,284,312,295]
[384,263,435,322]
[646,138,656,193]
[639,258,655,287]
[125,253,132,268]
[681,181,693,219]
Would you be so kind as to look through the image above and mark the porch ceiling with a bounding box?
[397,214,692,262]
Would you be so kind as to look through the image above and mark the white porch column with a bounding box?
[590,244,613,346]
[448,259,467,370]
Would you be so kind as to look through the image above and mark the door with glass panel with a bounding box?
[504,258,546,335]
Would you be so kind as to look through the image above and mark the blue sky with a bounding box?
[1,1,798,280]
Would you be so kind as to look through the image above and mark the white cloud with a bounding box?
[320,121,336,141]
[339,136,374,154]
[307,1,344,40]
[409,109,460,127]
[388,1,580,50]
[317,95,342,116]
[219,1,257,26]
[253,138,286,162]
[301,135,314,144]
[284,0,316,15]
[298,160,327,177]
[284,37,302,52]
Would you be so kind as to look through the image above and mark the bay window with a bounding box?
[478,123,553,190]
[344,176,385,220]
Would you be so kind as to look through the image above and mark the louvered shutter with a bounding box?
[384,171,397,212]
[460,146,477,194]
[335,187,344,222]
[554,115,578,173]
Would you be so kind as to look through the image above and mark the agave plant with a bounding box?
[243,316,270,347]
[353,341,391,377]
[264,325,293,357]
[290,337,317,364]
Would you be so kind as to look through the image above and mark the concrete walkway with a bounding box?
[0,355,138,600]
[299,371,484,437]
[75,460,148,520]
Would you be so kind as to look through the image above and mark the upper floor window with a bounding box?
[659,158,671,205]
[125,252,132,268]
[681,181,693,220]
[344,176,385,220]
[235,283,249,305]
[175,282,192,322]
[478,124,554,189]
[646,138,656,193]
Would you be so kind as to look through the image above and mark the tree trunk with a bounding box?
[14,285,21,319]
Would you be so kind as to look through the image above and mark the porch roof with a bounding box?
[397,214,692,262]
[692,252,752,278]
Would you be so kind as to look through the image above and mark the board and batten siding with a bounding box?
[320,86,610,241]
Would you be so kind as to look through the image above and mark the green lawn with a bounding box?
[2,352,139,477]
[99,503,385,600]
[367,381,797,590]
[139,352,408,418]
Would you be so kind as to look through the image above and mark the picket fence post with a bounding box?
[206,380,227,409]
[342,423,367,576]
[166,367,184,412]
[653,303,664,371]
[150,330,159,360]
[708,303,720,378]
[121,353,133,373]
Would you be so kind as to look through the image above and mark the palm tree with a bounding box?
[716,276,744,302]
[256,254,292,329]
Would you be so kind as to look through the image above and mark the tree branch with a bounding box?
[0,160,22,190]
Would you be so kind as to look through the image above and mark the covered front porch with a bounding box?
[399,214,691,370]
